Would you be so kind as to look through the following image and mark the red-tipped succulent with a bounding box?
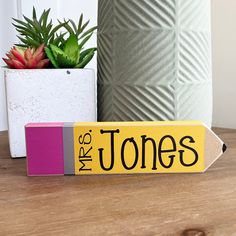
[3,44,50,69]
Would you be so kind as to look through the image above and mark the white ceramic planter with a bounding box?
[4,69,97,158]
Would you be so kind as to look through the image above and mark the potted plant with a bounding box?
[3,8,97,158]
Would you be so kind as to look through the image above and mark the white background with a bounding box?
[212,0,236,129]
[0,0,235,130]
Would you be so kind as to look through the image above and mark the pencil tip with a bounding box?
[222,143,227,153]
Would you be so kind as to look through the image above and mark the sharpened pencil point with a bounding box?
[222,144,227,153]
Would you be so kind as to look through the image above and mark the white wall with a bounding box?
[1,0,236,130]
[212,0,236,129]
[0,0,18,131]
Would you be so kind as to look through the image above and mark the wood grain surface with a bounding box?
[0,128,235,236]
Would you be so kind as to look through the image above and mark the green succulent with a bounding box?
[45,33,96,68]
[13,7,67,48]
[59,14,97,42]
[12,7,97,68]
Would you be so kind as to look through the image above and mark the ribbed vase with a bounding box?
[97,0,212,127]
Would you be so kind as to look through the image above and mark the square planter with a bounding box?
[4,69,97,158]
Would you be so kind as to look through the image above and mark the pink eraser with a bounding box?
[25,123,64,176]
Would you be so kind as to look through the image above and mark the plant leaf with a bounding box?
[17,36,30,45]
[50,44,64,58]
[39,10,46,24]
[79,32,93,49]
[43,9,51,28]
[57,54,77,68]
[79,26,97,39]
[76,49,95,68]
[33,20,43,39]
[49,22,68,39]
[45,47,59,68]
[52,32,67,47]
[14,44,27,48]
[79,48,96,62]
[25,36,41,47]
[45,20,53,33]
[14,24,40,38]
[32,6,37,20]
[80,20,90,34]
[63,34,79,61]
[23,15,35,27]
[78,14,83,33]
[13,18,31,29]
[69,19,77,34]
[61,20,74,35]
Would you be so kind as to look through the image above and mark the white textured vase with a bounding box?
[5,69,97,158]
[98,0,212,126]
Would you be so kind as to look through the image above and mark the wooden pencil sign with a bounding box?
[25,121,227,176]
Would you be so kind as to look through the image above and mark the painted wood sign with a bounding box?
[25,121,227,176]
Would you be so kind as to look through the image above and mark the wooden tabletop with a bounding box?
[0,128,236,236]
